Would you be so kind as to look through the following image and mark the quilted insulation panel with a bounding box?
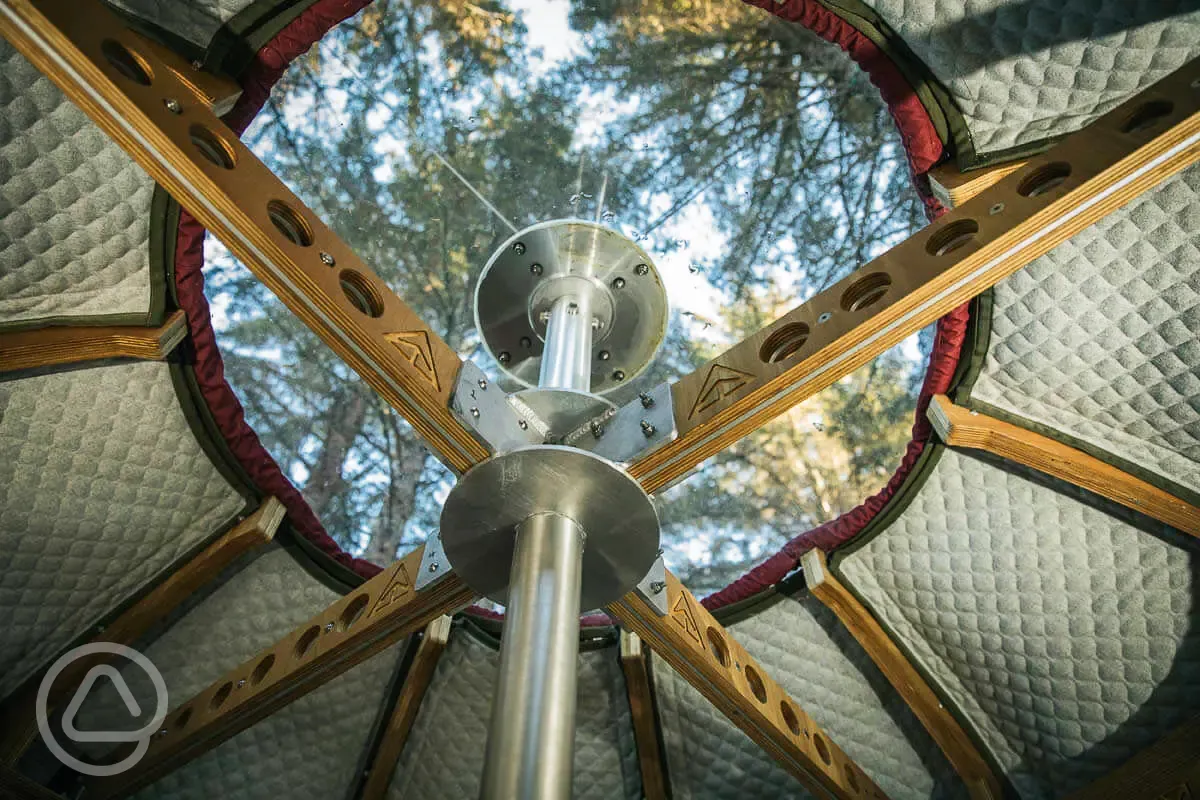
[836,449,1200,798]
[73,546,340,749]
[386,631,641,800]
[0,41,155,327]
[970,164,1200,497]
[654,596,967,800]
[0,361,246,699]
[105,0,261,48]
[853,0,1200,157]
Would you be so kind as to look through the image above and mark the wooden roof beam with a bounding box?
[0,496,284,765]
[618,631,669,800]
[0,310,187,374]
[929,395,1200,538]
[608,570,888,799]
[928,160,1027,209]
[359,616,452,800]
[86,548,474,799]
[801,548,1001,799]
[0,0,489,475]
[627,58,1200,495]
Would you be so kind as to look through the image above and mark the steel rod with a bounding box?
[538,295,593,392]
[482,512,585,800]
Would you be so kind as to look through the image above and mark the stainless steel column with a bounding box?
[537,294,593,392]
[481,512,585,800]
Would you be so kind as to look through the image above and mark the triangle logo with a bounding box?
[688,363,755,419]
[61,665,143,743]
[369,562,413,617]
[385,331,440,392]
[671,594,702,644]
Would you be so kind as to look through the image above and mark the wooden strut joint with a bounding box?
[628,58,1200,495]
[608,570,888,799]
[0,0,489,475]
[87,547,474,799]
[0,310,187,374]
[0,497,284,765]
[359,616,452,800]
[618,631,669,800]
[800,549,1001,800]
[928,160,1027,209]
[1065,714,1200,800]
[928,395,1200,538]
[125,31,241,115]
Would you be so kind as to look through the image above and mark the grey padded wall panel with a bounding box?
[854,0,1200,158]
[654,597,967,800]
[386,632,641,800]
[132,646,399,800]
[837,449,1200,798]
[0,41,155,327]
[971,163,1200,496]
[73,546,340,746]
[104,0,260,48]
[0,361,246,699]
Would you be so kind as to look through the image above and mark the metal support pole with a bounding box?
[482,512,585,800]
[538,294,593,392]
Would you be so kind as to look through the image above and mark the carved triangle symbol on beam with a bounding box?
[671,593,702,644]
[689,363,755,419]
[369,563,413,617]
[385,331,440,392]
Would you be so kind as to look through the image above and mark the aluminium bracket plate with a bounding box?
[450,360,543,455]
[563,381,676,464]
[633,552,668,616]
[416,531,453,592]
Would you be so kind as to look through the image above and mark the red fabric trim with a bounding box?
[175,0,381,580]
[177,0,969,603]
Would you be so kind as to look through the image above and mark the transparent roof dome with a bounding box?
[204,0,930,594]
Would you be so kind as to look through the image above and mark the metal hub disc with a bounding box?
[439,445,660,610]
[474,219,669,395]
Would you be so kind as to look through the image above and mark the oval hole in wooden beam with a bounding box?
[100,39,151,85]
[926,219,979,257]
[250,654,275,685]
[813,732,832,765]
[294,624,321,659]
[210,682,233,710]
[780,701,801,736]
[267,200,314,247]
[189,124,237,170]
[340,271,385,318]
[339,594,370,632]
[175,708,192,730]
[1018,162,1072,197]
[759,322,810,364]
[840,272,892,312]
[1121,99,1175,134]
[706,626,730,668]
[744,664,767,703]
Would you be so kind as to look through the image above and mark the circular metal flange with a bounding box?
[510,388,616,441]
[475,219,669,395]
[440,445,660,610]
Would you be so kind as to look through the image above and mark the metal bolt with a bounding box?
[591,318,604,330]
[158,728,168,737]
[237,679,246,688]
[512,241,526,255]
[612,277,626,289]
[518,419,528,430]
[590,420,604,439]
[530,263,543,276]
[539,310,552,323]
[428,562,439,573]
[639,392,655,408]
[324,622,335,633]
[989,202,1005,215]
[817,312,832,324]
[598,350,611,361]
[499,351,511,364]
[191,59,203,70]
[640,420,656,437]
[478,378,488,390]
[519,336,532,349]
[612,370,626,382]
[650,581,665,594]
[470,407,480,418]
[164,98,182,114]
[320,251,336,266]
[634,263,649,276]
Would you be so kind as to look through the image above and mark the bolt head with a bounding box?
[478,378,488,390]
[164,98,182,114]
[320,251,336,266]
[612,370,626,382]
[817,312,832,324]
[639,392,655,408]
[512,241,526,255]
[530,263,543,275]
[518,419,528,430]
[428,562,439,573]
[470,407,480,418]
[612,277,626,289]
[324,622,335,633]
[590,421,604,439]
[640,420,656,437]
[650,581,666,594]
[519,336,532,349]
[598,350,611,361]
[237,679,246,688]
[634,263,649,276]
[498,351,511,364]
[539,310,552,323]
